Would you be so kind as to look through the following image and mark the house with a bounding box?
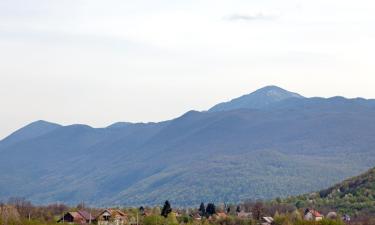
[342,214,351,222]
[173,211,182,217]
[304,209,323,221]
[215,212,227,219]
[143,211,152,216]
[190,212,202,221]
[95,209,128,225]
[58,210,92,224]
[236,210,252,219]
[261,217,274,225]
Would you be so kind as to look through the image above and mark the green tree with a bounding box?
[199,203,206,217]
[206,203,216,217]
[144,215,164,225]
[161,201,172,218]
[166,213,178,225]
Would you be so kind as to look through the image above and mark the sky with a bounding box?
[0,0,375,139]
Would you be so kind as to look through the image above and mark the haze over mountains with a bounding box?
[1,86,375,206]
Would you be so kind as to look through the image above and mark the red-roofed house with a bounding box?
[304,209,323,221]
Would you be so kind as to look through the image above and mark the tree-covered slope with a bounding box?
[285,167,375,215]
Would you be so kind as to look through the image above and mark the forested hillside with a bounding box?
[285,167,375,215]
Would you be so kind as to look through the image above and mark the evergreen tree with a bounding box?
[161,201,172,218]
[206,203,216,217]
[198,202,206,216]
[199,202,206,217]
[236,205,241,213]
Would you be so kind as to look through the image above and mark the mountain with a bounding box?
[286,167,375,215]
[0,86,375,206]
[0,120,61,147]
[209,85,304,112]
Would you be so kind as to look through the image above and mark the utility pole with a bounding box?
[59,201,64,224]
[136,211,139,225]
[89,208,92,224]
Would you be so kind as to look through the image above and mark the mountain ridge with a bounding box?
[0,86,375,206]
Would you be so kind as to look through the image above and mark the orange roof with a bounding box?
[311,210,322,217]
[216,212,227,218]
[306,209,322,217]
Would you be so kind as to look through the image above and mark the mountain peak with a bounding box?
[30,120,58,126]
[257,85,283,90]
[0,120,62,145]
[106,122,133,129]
[252,85,303,98]
[209,85,304,112]
[257,85,288,92]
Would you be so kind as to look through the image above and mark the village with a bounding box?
[55,201,351,225]
[1,199,357,225]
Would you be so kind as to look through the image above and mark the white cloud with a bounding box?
[224,10,281,21]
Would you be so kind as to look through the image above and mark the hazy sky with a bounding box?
[1,0,375,139]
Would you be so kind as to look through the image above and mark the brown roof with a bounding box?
[216,212,227,218]
[96,209,127,220]
[58,211,86,223]
[78,210,92,220]
[109,209,127,217]
[70,212,84,220]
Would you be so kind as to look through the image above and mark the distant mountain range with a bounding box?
[1,86,375,206]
